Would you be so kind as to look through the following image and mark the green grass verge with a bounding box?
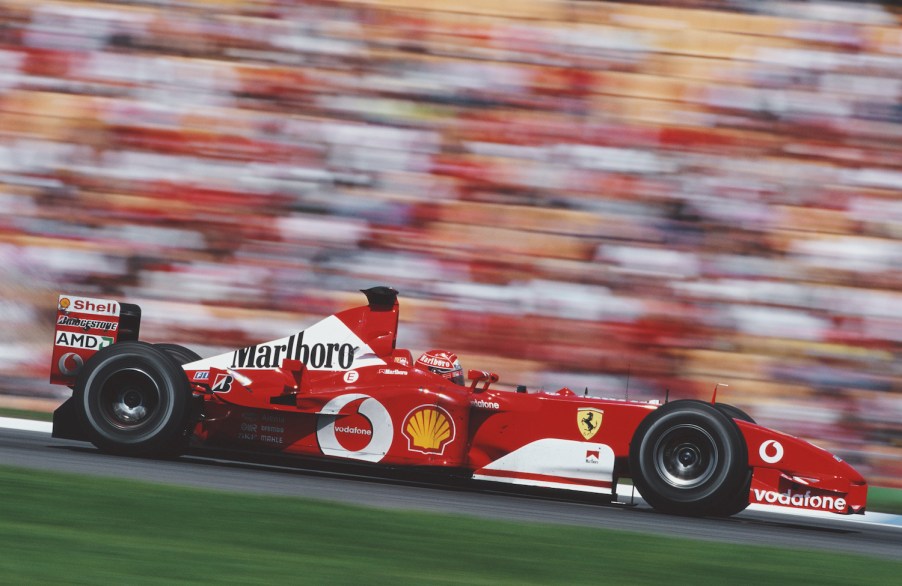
[869,486,902,515]
[0,406,53,422]
[0,466,899,585]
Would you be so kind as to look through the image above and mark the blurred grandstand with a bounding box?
[0,0,899,487]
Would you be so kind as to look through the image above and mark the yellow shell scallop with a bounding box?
[405,407,452,451]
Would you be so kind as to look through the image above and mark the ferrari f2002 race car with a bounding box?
[50,287,867,517]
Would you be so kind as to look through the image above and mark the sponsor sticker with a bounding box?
[759,440,784,464]
[192,371,210,381]
[184,315,386,372]
[378,368,407,376]
[54,331,114,351]
[752,489,847,512]
[343,371,359,383]
[230,330,355,370]
[335,425,372,437]
[417,353,455,369]
[316,394,393,462]
[577,408,603,440]
[57,315,119,332]
[236,412,284,443]
[470,399,500,409]
[585,450,600,464]
[58,295,120,316]
[57,352,84,376]
[211,374,233,393]
[402,405,455,455]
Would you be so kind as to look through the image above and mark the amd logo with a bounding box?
[55,331,114,350]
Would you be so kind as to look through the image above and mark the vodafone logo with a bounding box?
[58,352,84,376]
[317,394,393,462]
[752,489,846,512]
[759,440,784,464]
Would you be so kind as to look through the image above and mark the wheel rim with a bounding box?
[96,368,161,430]
[653,423,718,489]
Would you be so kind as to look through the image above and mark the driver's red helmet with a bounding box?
[415,349,464,385]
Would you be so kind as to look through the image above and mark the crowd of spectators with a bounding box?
[0,0,899,486]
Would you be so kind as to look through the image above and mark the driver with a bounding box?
[415,349,464,385]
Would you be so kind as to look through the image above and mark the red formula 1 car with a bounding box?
[50,287,867,517]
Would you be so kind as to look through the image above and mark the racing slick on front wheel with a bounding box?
[73,341,195,458]
[629,400,750,516]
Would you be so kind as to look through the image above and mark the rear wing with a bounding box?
[50,294,141,385]
[51,286,399,387]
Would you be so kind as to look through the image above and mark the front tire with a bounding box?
[74,341,192,457]
[629,400,748,516]
[710,403,754,516]
[714,402,756,424]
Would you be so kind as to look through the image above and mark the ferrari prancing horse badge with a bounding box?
[577,408,603,440]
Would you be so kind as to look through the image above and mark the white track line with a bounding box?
[2,417,899,528]
[0,417,52,433]
[746,503,902,527]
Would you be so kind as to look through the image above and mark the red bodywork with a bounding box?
[50,289,867,515]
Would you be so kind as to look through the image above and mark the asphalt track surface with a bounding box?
[2,425,901,562]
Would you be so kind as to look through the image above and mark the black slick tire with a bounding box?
[629,400,749,516]
[710,402,754,516]
[714,402,756,424]
[154,343,202,365]
[74,341,192,457]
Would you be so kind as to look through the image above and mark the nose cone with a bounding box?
[739,421,868,514]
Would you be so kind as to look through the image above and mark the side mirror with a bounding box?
[468,369,499,392]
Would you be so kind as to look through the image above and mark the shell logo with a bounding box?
[403,405,455,455]
[59,297,71,311]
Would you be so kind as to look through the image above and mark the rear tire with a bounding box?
[154,343,202,365]
[629,400,748,516]
[74,341,192,457]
